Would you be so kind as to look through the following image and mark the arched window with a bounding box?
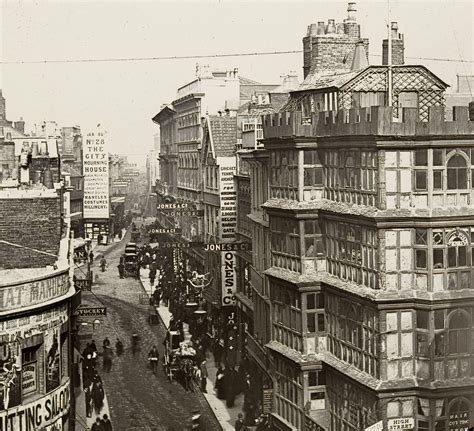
[447,154,468,190]
[448,398,470,430]
[448,311,470,354]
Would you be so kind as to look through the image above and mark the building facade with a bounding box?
[0,131,76,430]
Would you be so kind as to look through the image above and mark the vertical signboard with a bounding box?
[221,251,237,306]
[83,127,109,219]
[218,157,237,242]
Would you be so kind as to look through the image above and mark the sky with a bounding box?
[1,0,473,167]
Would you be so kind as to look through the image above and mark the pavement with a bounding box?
[140,276,245,431]
[74,228,221,430]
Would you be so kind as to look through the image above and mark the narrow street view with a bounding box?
[1,1,473,430]
[75,230,220,430]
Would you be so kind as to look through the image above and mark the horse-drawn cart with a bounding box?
[163,330,196,385]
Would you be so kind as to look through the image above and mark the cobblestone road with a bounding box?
[77,233,221,431]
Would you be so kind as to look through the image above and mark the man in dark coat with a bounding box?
[91,417,104,431]
[101,414,112,431]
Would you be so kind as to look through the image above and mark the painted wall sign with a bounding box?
[217,158,237,242]
[83,127,109,219]
[0,380,70,431]
[0,272,70,313]
[221,251,237,306]
[204,242,251,252]
[0,304,68,341]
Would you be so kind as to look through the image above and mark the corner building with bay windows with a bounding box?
[258,74,474,429]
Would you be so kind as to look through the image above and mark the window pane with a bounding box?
[314,167,323,186]
[433,149,443,166]
[433,249,444,268]
[416,249,427,269]
[459,246,467,266]
[307,314,316,332]
[308,371,318,386]
[433,170,443,189]
[447,168,457,189]
[458,168,467,189]
[318,314,325,332]
[415,229,427,245]
[415,171,427,190]
[448,247,457,267]
[415,150,428,166]
[317,293,324,309]
[434,333,445,356]
[417,310,429,329]
[307,294,315,310]
[434,310,445,329]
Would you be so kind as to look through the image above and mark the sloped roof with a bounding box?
[296,65,449,93]
[238,76,261,85]
[297,69,360,92]
[208,116,237,157]
[237,101,279,116]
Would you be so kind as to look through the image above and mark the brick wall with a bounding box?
[307,36,370,75]
[382,39,405,66]
[0,197,61,268]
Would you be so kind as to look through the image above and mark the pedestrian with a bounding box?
[235,413,245,431]
[89,251,94,262]
[103,346,113,373]
[91,417,104,431]
[97,233,103,245]
[103,338,110,349]
[199,360,208,393]
[215,366,225,399]
[225,367,238,408]
[152,287,161,306]
[117,261,124,279]
[100,256,107,272]
[115,339,123,356]
[148,345,159,374]
[131,333,140,356]
[92,380,105,415]
[101,414,112,431]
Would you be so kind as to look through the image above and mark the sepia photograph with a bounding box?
[0,0,473,430]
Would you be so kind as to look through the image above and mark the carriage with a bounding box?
[124,252,139,278]
[163,330,196,384]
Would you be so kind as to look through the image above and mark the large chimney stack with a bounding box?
[302,2,369,78]
[382,22,404,65]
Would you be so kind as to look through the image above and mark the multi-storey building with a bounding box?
[0,128,76,430]
[239,3,474,430]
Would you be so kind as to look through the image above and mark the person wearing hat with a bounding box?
[199,360,208,393]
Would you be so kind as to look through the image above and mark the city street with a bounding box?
[76,232,221,431]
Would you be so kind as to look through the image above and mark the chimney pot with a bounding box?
[309,23,318,36]
[347,2,357,21]
[316,22,325,35]
[326,19,336,34]
[391,21,399,39]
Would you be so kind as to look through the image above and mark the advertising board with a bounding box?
[83,127,109,219]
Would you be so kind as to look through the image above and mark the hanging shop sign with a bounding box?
[365,421,384,431]
[148,228,182,234]
[387,418,415,430]
[83,127,109,219]
[159,209,203,217]
[76,307,107,317]
[0,380,70,431]
[204,242,251,252]
[221,251,237,306]
[262,389,273,414]
[152,242,204,249]
[217,158,237,242]
[0,272,70,313]
[74,278,92,291]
